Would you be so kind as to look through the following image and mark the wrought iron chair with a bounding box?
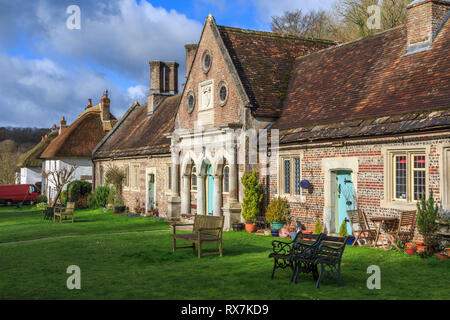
[314,235,349,288]
[346,209,377,246]
[269,232,323,280]
[290,233,325,284]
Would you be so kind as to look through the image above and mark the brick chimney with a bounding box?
[185,44,198,79]
[165,62,179,94]
[407,0,450,53]
[147,61,179,116]
[58,116,67,135]
[100,90,111,122]
[86,98,93,110]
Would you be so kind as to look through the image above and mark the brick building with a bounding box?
[93,0,450,233]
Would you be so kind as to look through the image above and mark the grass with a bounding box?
[0,205,169,243]
[0,207,449,300]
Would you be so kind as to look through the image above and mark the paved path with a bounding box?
[0,229,170,246]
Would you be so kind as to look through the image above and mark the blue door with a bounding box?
[207,165,214,216]
[336,171,354,235]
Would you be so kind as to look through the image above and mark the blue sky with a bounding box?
[0,0,336,128]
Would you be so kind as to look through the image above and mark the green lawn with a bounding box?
[0,206,169,243]
[0,207,449,300]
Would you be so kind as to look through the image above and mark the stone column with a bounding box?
[168,149,181,220]
[181,173,191,215]
[222,145,242,230]
[213,173,223,216]
[197,173,206,215]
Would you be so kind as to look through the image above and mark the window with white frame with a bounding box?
[191,166,197,191]
[123,165,129,187]
[168,166,172,191]
[130,165,139,189]
[223,165,230,193]
[443,147,450,209]
[280,155,301,196]
[390,152,427,203]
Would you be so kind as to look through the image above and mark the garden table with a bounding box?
[370,216,399,249]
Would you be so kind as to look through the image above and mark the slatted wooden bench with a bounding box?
[54,202,75,223]
[171,215,224,258]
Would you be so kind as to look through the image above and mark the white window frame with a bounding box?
[278,152,304,201]
[439,144,450,211]
[382,146,429,210]
[191,166,198,192]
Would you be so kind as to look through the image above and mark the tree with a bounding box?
[333,0,413,40]
[105,165,125,207]
[271,9,334,40]
[0,151,19,184]
[43,165,78,208]
[240,171,263,223]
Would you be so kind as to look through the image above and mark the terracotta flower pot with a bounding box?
[405,242,415,249]
[405,247,416,255]
[445,248,450,257]
[245,223,257,233]
[435,253,449,260]
[416,245,427,253]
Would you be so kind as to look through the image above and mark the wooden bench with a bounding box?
[54,202,75,223]
[171,215,224,258]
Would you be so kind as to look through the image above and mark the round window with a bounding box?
[218,82,228,106]
[186,91,195,114]
[202,50,212,73]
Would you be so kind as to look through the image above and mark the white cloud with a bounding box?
[0,54,131,128]
[126,84,147,102]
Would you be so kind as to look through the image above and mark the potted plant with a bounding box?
[313,219,323,235]
[241,171,263,233]
[265,197,290,232]
[416,191,439,256]
[339,220,354,245]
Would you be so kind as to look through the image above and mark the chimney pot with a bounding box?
[100,90,111,122]
[185,44,198,79]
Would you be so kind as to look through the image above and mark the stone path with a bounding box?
[0,229,170,246]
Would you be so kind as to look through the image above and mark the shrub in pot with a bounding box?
[265,196,290,231]
[416,191,439,255]
[314,219,323,235]
[240,171,263,233]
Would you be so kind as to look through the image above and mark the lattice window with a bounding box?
[294,157,301,195]
[223,165,230,193]
[191,166,197,192]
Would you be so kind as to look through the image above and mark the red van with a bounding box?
[0,184,41,205]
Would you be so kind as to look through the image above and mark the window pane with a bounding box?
[395,156,407,199]
[294,158,301,195]
[413,155,426,201]
[168,167,172,190]
[284,159,291,194]
[223,166,229,193]
[191,173,197,191]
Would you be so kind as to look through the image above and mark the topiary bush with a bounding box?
[417,191,439,254]
[314,219,323,235]
[67,180,92,203]
[339,220,348,237]
[240,171,263,224]
[265,196,290,223]
[94,186,109,208]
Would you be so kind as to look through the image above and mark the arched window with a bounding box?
[191,166,197,191]
[223,165,230,193]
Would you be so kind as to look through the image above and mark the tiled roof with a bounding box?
[93,95,181,159]
[41,109,116,159]
[280,109,450,144]
[274,21,450,136]
[217,26,335,118]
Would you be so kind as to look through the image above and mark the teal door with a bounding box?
[207,165,214,216]
[336,171,354,235]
